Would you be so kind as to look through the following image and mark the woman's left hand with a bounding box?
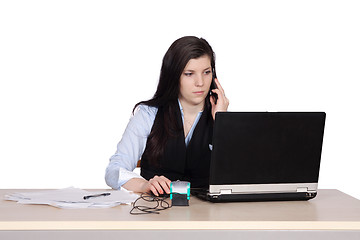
[210,78,229,120]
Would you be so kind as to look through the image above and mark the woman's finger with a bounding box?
[157,176,171,194]
[149,184,159,196]
[214,78,225,96]
[210,94,216,106]
[212,88,226,103]
[149,178,164,195]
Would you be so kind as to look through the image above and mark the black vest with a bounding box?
[140,104,213,188]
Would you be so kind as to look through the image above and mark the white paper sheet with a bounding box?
[4,187,139,209]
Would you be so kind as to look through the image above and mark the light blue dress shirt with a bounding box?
[105,100,203,190]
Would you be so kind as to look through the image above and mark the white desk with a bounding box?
[1,189,360,239]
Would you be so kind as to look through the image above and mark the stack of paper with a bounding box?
[4,187,139,209]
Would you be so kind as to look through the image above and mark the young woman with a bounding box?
[105,36,229,196]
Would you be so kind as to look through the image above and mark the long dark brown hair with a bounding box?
[134,36,216,165]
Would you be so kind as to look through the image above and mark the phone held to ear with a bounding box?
[210,69,218,104]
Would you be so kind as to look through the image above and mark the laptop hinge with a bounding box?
[220,189,232,195]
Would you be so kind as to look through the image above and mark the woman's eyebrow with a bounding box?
[185,67,211,72]
[184,67,211,72]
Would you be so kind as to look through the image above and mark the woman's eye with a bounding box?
[204,70,212,75]
[184,73,192,77]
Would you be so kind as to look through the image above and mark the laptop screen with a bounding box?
[209,112,326,186]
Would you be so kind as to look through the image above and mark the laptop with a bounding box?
[192,112,326,202]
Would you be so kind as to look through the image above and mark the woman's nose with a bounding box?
[195,75,204,87]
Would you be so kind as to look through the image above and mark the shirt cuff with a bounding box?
[118,167,144,186]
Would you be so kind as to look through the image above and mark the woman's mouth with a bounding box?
[193,91,204,95]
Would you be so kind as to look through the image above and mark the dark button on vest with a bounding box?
[140,104,213,188]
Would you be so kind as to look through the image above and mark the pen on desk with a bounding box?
[83,193,111,200]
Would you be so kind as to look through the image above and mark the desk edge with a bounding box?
[1,221,360,230]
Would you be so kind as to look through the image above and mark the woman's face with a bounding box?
[179,55,212,107]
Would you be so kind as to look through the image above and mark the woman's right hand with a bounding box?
[210,78,229,120]
[141,175,172,196]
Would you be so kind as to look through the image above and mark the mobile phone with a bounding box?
[210,68,218,104]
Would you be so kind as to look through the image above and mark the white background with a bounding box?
[1,1,359,199]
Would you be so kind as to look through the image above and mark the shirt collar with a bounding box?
[177,99,204,114]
